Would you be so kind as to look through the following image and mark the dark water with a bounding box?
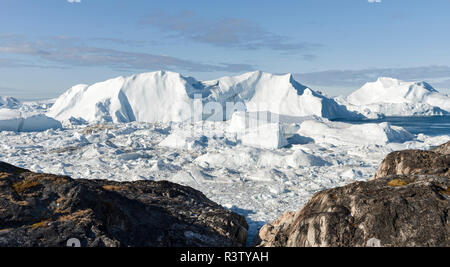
[332,116,450,136]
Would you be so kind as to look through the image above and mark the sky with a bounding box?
[1,0,450,100]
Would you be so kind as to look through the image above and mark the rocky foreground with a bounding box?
[0,141,449,247]
[255,141,449,247]
[374,142,449,178]
[0,162,248,247]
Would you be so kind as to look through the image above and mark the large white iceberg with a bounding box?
[298,119,414,145]
[47,71,360,124]
[202,71,359,120]
[0,109,62,132]
[340,77,450,117]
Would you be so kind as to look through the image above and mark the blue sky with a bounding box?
[1,0,450,99]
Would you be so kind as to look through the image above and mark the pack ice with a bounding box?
[338,77,450,117]
[47,70,360,123]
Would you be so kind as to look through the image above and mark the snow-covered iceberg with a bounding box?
[339,77,450,117]
[47,71,360,124]
[47,72,195,123]
[0,109,62,132]
[202,71,359,120]
[227,111,298,149]
[239,122,288,149]
[298,119,414,145]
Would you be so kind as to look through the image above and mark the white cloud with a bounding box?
[67,0,81,3]
[141,11,322,53]
[0,35,255,72]
[368,0,382,3]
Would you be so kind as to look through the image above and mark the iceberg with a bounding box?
[298,119,414,145]
[0,109,62,132]
[341,77,450,117]
[48,71,360,124]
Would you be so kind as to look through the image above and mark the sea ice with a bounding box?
[298,120,414,145]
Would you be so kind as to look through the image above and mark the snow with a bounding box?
[298,120,414,145]
[0,96,20,109]
[47,72,195,123]
[340,77,450,117]
[48,71,360,124]
[0,108,62,132]
[240,123,288,149]
[21,114,62,132]
[159,128,208,150]
[0,109,23,131]
[202,71,360,120]
[227,111,289,149]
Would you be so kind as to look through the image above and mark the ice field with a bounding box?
[1,71,449,243]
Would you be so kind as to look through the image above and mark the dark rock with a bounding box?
[374,146,449,179]
[433,141,450,155]
[0,162,248,247]
[255,142,450,247]
[255,174,449,247]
